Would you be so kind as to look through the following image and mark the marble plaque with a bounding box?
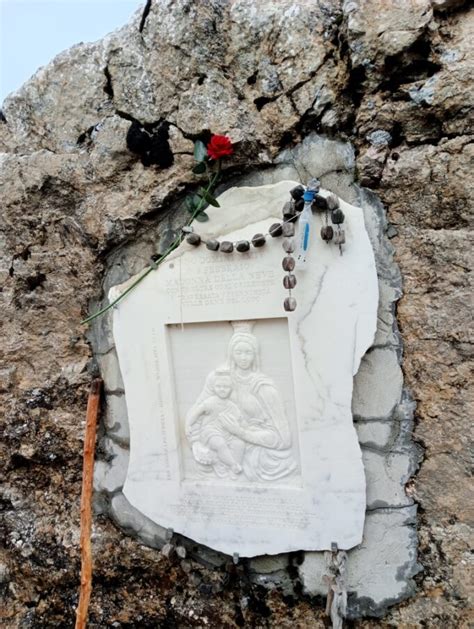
[110,181,378,557]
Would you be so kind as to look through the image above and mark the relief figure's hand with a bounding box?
[247,416,265,426]
[185,423,198,442]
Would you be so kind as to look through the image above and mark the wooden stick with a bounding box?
[75,378,102,629]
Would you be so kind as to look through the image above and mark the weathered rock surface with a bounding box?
[1,0,472,627]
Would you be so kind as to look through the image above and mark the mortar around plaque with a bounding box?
[94,147,418,611]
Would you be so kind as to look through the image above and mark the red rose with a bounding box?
[207,134,233,160]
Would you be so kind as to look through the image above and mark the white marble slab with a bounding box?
[110,181,378,557]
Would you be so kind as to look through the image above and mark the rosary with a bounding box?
[183,178,346,312]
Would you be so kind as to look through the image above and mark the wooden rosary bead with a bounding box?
[282,222,295,237]
[220,241,234,253]
[294,198,305,212]
[269,222,283,237]
[283,274,297,289]
[186,233,201,246]
[312,194,328,210]
[283,200,298,223]
[290,185,305,200]
[321,225,334,242]
[252,233,266,247]
[282,256,295,271]
[326,193,340,211]
[282,201,295,217]
[331,208,345,224]
[334,229,346,245]
[206,239,220,251]
[236,240,250,252]
[282,238,295,253]
[284,297,297,311]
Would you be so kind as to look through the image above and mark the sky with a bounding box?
[0,0,143,102]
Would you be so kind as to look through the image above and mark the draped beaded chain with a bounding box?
[183,179,346,312]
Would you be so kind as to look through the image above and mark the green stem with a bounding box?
[81,160,221,325]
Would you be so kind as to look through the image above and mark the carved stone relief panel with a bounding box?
[170,319,301,485]
[110,181,378,557]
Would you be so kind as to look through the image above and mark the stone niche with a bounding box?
[91,134,420,618]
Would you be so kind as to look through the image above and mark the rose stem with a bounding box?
[81,161,221,325]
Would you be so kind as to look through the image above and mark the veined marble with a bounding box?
[110,181,378,557]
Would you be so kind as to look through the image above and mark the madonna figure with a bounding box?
[186,321,297,482]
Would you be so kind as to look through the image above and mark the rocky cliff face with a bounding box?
[1,1,472,627]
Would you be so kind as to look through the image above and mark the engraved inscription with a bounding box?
[165,259,277,307]
[176,493,312,529]
[185,321,298,482]
[152,328,171,480]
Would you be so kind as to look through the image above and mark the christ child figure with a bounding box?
[185,369,244,475]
